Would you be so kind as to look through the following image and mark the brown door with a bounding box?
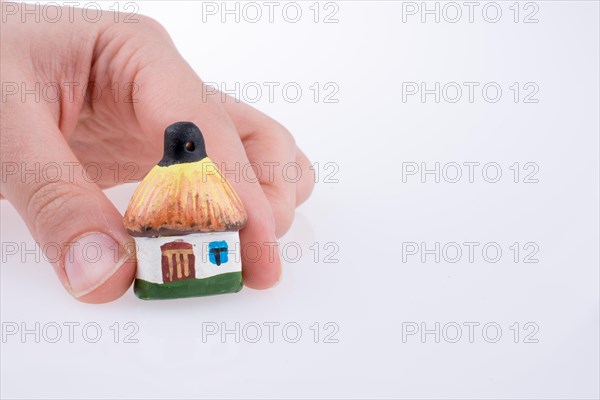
[160,241,196,282]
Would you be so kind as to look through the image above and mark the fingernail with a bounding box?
[63,232,129,298]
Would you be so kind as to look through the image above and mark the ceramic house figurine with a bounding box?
[123,121,247,300]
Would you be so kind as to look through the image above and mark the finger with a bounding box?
[1,103,136,303]
[218,96,297,237]
[216,94,315,235]
[132,50,281,289]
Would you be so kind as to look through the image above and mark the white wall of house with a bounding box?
[134,232,241,284]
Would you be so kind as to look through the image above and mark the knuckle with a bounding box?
[257,118,296,152]
[136,15,172,40]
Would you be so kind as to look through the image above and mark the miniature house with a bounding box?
[123,122,247,300]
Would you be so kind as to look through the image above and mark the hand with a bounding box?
[0,4,314,303]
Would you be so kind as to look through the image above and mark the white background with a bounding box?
[1,1,599,399]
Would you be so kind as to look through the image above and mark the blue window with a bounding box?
[208,241,229,266]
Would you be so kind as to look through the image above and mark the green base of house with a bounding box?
[134,272,243,300]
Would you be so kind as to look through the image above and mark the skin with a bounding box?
[0,5,314,303]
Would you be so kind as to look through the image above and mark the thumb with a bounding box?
[1,111,136,303]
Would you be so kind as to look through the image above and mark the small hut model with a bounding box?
[124,121,247,300]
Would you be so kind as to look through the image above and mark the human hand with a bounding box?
[0,4,314,303]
